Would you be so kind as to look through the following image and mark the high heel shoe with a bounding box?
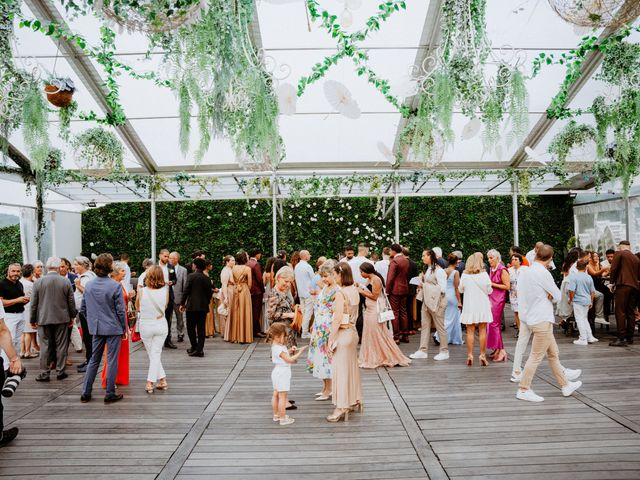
[145,383,154,394]
[352,402,364,414]
[494,352,507,362]
[479,354,489,367]
[326,409,349,423]
[156,379,169,390]
[466,354,473,367]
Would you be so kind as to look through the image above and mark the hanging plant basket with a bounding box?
[44,78,75,108]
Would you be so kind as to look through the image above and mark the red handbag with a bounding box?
[131,325,141,343]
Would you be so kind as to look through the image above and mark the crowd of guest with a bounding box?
[1,238,639,440]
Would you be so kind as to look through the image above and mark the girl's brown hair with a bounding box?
[268,322,288,343]
[146,266,166,289]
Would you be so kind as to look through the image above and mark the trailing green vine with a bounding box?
[299,0,410,116]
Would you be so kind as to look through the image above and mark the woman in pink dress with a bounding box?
[357,263,410,369]
[486,249,510,362]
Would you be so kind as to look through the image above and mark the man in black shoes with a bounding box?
[0,301,23,447]
[180,258,213,357]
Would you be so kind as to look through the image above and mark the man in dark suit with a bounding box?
[180,258,213,357]
[403,247,419,334]
[30,257,77,382]
[247,248,266,338]
[387,244,410,343]
[609,240,640,347]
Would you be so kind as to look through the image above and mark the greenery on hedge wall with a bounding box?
[0,225,22,275]
[81,196,574,280]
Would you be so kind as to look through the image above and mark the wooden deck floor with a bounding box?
[2,315,640,479]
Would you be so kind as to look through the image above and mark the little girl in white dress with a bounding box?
[269,323,307,426]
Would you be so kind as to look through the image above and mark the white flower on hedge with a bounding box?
[242,212,247,216]
[228,212,233,216]
[339,217,343,221]
[323,209,327,213]
[451,243,455,247]
[297,222,301,226]
[290,221,294,225]
[354,214,359,219]
[252,204,257,209]
[89,242,94,247]
[206,215,211,220]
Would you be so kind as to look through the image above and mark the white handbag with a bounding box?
[377,288,395,323]
[217,302,229,316]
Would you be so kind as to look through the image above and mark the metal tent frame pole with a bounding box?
[625,195,631,242]
[394,183,400,244]
[272,174,277,256]
[512,180,519,247]
[150,184,157,261]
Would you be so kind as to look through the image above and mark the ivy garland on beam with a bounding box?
[298,0,410,116]
[534,24,640,197]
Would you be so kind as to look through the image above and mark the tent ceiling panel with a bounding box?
[257,0,433,50]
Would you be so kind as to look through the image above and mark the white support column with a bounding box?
[272,174,278,256]
[394,183,400,244]
[150,184,157,261]
[512,180,519,246]
[625,195,632,242]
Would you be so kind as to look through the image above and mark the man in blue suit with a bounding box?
[79,254,127,404]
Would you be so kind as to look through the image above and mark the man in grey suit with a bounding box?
[80,254,127,404]
[170,252,188,343]
[30,257,77,382]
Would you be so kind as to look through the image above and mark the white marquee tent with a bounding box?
[1,0,639,258]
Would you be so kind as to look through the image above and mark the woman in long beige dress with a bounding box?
[220,255,235,340]
[358,263,411,368]
[327,262,362,422]
[228,252,253,344]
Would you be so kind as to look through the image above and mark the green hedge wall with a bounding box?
[0,224,22,275]
[81,196,574,278]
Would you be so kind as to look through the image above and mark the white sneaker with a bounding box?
[409,351,428,360]
[573,339,588,346]
[595,317,610,325]
[279,416,295,426]
[516,389,544,402]
[561,380,582,397]
[563,368,582,381]
[433,352,449,361]
[510,372,522,383]
[301,333,311,339]
[588,337,599,343]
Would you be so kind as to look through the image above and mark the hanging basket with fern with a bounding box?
[44,78,75,108]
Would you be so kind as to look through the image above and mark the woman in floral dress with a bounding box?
[306,260,338,401]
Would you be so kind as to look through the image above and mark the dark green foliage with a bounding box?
[0,225,22,275]
[81,196,574,279]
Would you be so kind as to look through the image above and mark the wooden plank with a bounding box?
[155,342,256,480]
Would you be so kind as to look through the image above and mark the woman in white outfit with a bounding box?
[136,265,169,394]
[458,253,493,367]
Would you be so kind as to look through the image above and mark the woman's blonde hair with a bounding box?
[146,266,166,289]
[464,253,485,274]
[275,266,294,281]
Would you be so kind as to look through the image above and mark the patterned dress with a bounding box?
[306,286,337,380]
[267,288,297,349]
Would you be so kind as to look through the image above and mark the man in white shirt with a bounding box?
[347,244,372,286]
[374,247,391,282]
[348,244,373,339]
[526,242,556,270]
[73,256,97,372]
[294,250,316,339]
[516,244,582,402]
[120,254,132,290]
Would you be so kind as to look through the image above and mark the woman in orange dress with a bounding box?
[102,261,130,387]
[227,252,253,344]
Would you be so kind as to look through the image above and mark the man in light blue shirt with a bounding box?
[567,259,597,345]
[294,250,316,339]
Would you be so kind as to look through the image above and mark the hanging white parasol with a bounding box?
[323,80,361,119]
[276,83,297,115]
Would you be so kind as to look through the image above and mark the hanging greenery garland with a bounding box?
[298,1,410,116]
[544,31,640,197]
[399,0,529,163]
[156,0,282,166]
[71,127,125,171]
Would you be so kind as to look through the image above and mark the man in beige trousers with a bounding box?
[516,244,582,402]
